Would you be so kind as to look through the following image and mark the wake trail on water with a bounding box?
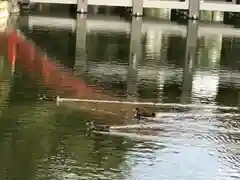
[93,130,160,141]
[155,112,240,118]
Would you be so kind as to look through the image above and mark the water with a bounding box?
[0,12,240,179]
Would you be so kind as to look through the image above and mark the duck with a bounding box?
[86,108,157,133]
[134,108,156,121]
[38,93,57,101]
[86,121,111,132]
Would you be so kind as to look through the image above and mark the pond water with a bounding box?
[0,11,240,180]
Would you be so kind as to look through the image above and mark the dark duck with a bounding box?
[134,108,156,121]
[38,93,57,101]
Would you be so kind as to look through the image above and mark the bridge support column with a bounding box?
[127,17,142,100]
[77,0,88,13]
[75,14,87,76]
[9,0,20,14]
[132,0,143,16]
[180,20,198,104]
[188,0,200,20]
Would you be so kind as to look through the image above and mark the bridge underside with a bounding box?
[27,0,240,13]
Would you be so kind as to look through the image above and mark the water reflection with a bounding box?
[1,13,240,180]
[0,61,131,179]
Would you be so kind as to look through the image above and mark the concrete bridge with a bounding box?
[20,0,240,19]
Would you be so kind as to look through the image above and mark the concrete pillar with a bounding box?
[127,17,142,100]
[180,20,198,104]
[9,0,20,14]
[75,14,87,76]
[132,0,143,16]
[188,0,200,20]
[77,0,88,13]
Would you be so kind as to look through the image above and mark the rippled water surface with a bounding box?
[0,12,240,180]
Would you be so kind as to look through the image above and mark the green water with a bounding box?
[0,60,131,180]
[0,12,240,180]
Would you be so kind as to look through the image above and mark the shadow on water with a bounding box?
[1,11,240,179]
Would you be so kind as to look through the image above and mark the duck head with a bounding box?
[86,121,95,131]
[134,107,156,118]
[133,108,141,119]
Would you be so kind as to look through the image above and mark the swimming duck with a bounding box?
[134,108,156,120]
[86,121,111,132]
[86,108,157,133]
[38,94,57,101]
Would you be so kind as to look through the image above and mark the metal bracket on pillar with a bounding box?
[127,17,142,100]
[75,14,87,76]
[180,20,198,104]
[188,0,200,20]
[132,0,143,17]
[77,0,88,14]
